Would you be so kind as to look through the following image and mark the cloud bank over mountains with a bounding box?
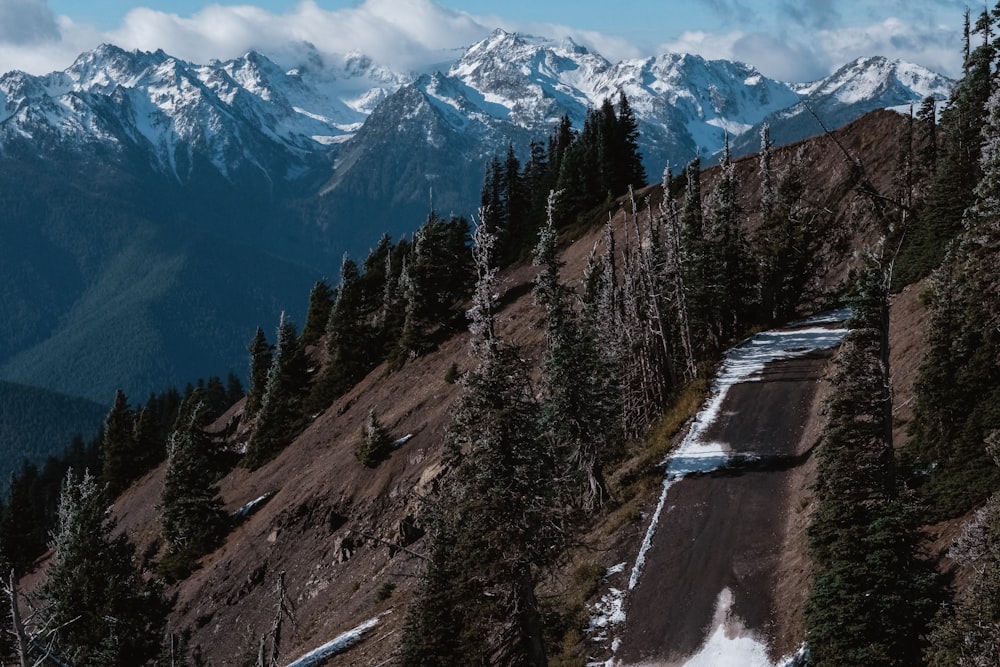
[0,0,966,83]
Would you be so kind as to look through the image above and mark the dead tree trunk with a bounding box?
[5,569,30,667]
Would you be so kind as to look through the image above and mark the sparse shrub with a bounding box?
[571,562,605,601]
[375,581,396,603]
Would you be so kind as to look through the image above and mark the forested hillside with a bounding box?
[1,7,1000,665]
[0,382,105,494]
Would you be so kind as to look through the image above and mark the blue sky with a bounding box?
[1,0,967,82]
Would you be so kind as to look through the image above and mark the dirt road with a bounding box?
[614,324,843,666]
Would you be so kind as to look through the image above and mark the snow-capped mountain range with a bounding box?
[0,42,405,181]
[0,29,953,406]
[0,30,951,188]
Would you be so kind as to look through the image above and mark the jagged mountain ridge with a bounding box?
[0,42,406,178]
[0,31,951,185]
[734,54,954,153]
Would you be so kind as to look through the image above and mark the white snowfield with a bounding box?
[590,309,850,667]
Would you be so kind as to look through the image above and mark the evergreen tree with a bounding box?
[480,154,504,237]
[380,237,410,355]
[394,213,474,360]
[308,255,372,411]
[916,95,938,177]
[132,403,166,478]
[752,128,827,324]
[533,193,620,510]
[925,489,1000,665]
[806,259,938,665]
[658,167,698,382]
[895,6,994,284]
[677,158,718,356]
[245,327,274,419]
[101,389,137,499]
[398,508,480,666]
[159,392,227,579]
[244,314,309,470]
[905,71,1000,518]
[501,144,531,262]
[40,470,168,666]
[523,140,550,234]
[615,91,646,191]
[597,97,619,197]
[226,371,245,407]
[300,280,335,347]
[354,408,393,468]
[199,376,230,422]
[361,232,393,339]
[703,136,755,342]
[556,107,603,222]
[0,463,47,576]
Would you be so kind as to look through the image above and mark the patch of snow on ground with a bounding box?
[588,587,626,640]
[232,493,272,520]
[680,588,772,667]
[590,309,850,663]
[393,434,415,448]
[283,613,385,667]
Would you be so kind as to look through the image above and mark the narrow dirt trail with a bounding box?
[600,314,848,667]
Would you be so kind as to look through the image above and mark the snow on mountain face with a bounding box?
[0,43,412,179]
[350,29,811,180]
[796,56,952,105]
[0,32,952,189]
[595,53,802,162]
[447,30,611,126]
[438,30,800,150]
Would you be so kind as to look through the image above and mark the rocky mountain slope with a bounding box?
[0,30,950,479]
[88,109,929,665]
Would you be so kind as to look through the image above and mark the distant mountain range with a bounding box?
[0,29,952,413]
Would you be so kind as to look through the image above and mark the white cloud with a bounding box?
[659,30,824,82]
[103,0,491,71]
[0,0,965,83]
[0,0,59,44]
[816,18,960,79]
[663,15,961,83]
[0,0,493,75]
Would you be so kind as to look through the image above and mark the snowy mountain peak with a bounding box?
[558,35,590,55]
[65,44,171,93]
[796,55,952,104]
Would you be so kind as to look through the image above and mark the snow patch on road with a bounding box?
[681,588,773,666]
[682,589,808,667]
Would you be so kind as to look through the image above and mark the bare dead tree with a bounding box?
[257,571,295,667]
[4,568,30,667]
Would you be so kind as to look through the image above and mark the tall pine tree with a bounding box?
[533,192,620,510]
[40,470,168,666]
[101,389,136,499]
[244,314,309,470]
[806,258,938,666]
[245,327,274,419]
[159,391,227,579]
